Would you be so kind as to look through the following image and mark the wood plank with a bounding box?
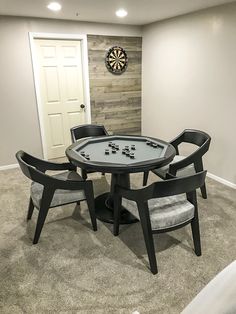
[88,35,142,135]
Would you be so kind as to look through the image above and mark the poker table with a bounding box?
[66,135,175,224]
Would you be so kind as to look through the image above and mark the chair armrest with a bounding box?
[168,153,196,176]
[38,160,76,173]
[169,139,209,176]
[115,171,206,203]
[16,150,77,173]
[169,147,205,176]
[114,183,154,202]
[114,184,142,202]
[53,178,93,191]
[41,172,92,191]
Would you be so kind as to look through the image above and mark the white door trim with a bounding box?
[29,32,91,159]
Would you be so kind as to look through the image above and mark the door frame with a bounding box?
[29,32,91,159]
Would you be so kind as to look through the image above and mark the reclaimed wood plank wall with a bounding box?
[87,35,142,135]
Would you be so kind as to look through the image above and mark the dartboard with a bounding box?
[105,46,128,75]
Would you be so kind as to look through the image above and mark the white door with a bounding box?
[35,39,86,159]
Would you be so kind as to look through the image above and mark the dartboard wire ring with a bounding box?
[105,46,128,75]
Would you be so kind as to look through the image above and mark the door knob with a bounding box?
[80,104,85,109]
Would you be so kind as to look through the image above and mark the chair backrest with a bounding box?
[16,151,91,192]
[149,170,207,199]
[70,124,108,143]
[115,171,207,202]
[16,151,47,185]
[182,129,211,147]
[171,129,211,156]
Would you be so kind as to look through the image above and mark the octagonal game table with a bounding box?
[66,135,175,224]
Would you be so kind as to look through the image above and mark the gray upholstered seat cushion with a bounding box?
[122,194,194,230]
[31,171,86,208]
[153,155,196,178]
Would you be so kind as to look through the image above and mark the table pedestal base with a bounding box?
[95,193,138,224]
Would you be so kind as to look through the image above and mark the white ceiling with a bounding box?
[0,0,235,25]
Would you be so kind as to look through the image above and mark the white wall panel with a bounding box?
[44,67,60,103]
[48,113,64,146]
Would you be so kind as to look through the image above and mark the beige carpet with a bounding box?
[0,168,235,313]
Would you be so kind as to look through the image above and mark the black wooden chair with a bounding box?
[16,151,97,244]
[143,129,211,199]
[70,124,109,180]
[113,171,207,274]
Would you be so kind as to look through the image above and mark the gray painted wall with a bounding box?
[88,35,142,135]
[0,16,141,166]
[1,3,236,186]
[142,2,236,184]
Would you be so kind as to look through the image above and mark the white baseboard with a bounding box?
[0,163,19,171]
[207,172,236,189]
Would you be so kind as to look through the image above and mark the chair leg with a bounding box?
[33,208,50,245]
[85,184,97,231]
[143,171,149,186]
[33,189,54,244]
[137,203,158,274]
[200,184,207,199]
[195,159,207,199]
[82,169,88,180]
[113,195,121,236]
[27,197,34,220]
[191,217,202,256]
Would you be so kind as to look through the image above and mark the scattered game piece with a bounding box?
[131,145,136,150]
[85,154,90,160]
[125,145,129,150]
[122,149,126,154]
[80,151,85,156]
[105,149,109,155]
[108,142,113,147]
[112,149,116,154]
[146,141,151,145]
[125,151,130,156]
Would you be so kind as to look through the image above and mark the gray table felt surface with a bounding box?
[75,138,167,164]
